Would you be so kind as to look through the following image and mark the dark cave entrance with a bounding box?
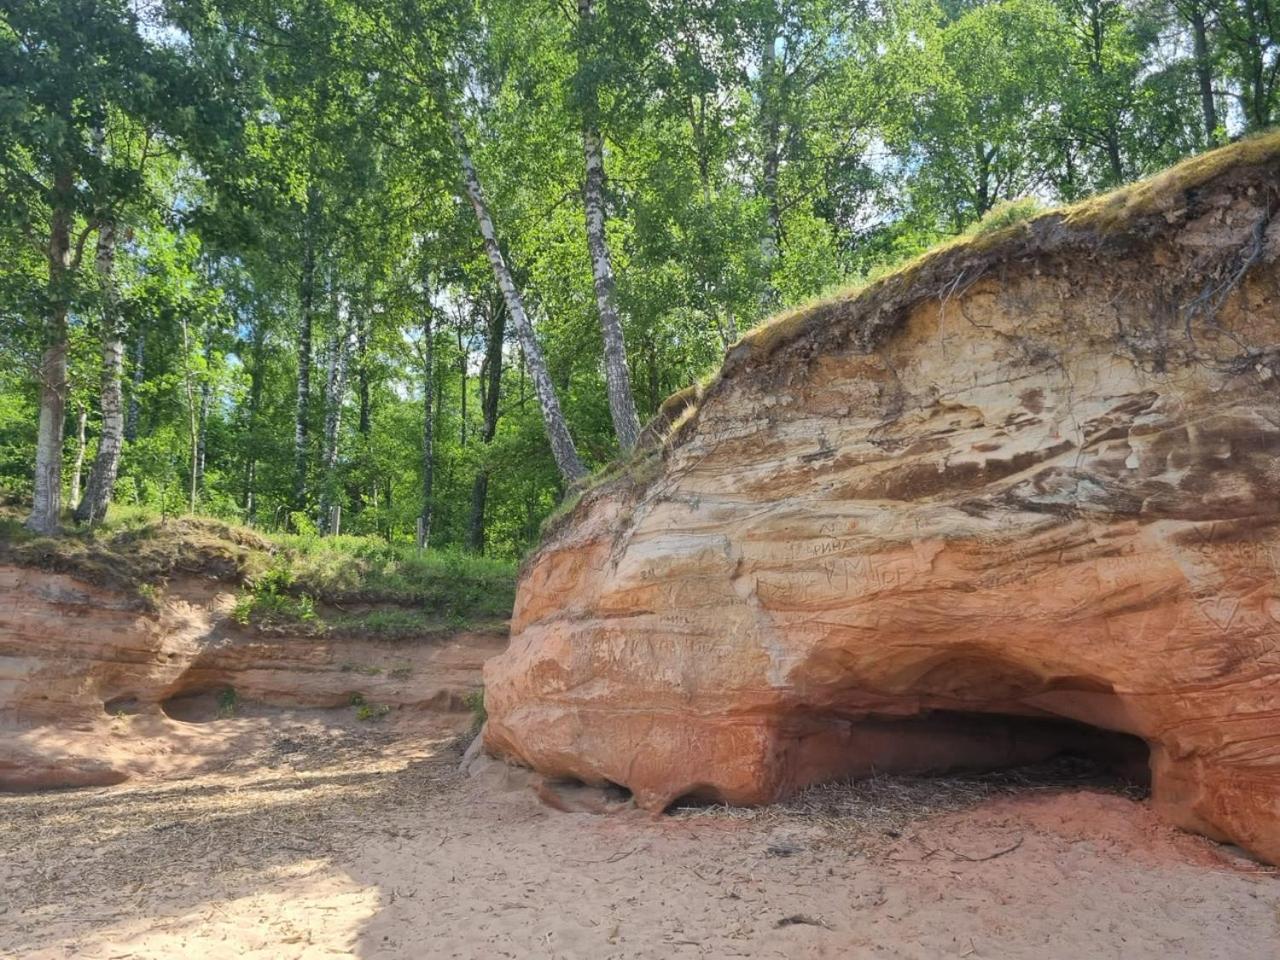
[852,709,1152,793]
[159,684,237,723]
[665,709,1151,815]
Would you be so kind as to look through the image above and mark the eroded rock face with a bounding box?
[0,566,502,788]
[485,144,1280,864]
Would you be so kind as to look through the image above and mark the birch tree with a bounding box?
[318,288,355,532]
[467,294,507,552]
[575,0,640,452]
[293,184,322,510]
[420,303,437,547]
[74,219,126,524]
[447,109,587,485]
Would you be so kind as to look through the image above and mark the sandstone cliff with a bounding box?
[0,565,500,789]
[484,135,1280,864]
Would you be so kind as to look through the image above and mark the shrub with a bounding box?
[464,688,487,729]
[217,687,238,719]
[355,701,390,721]
[965,196,1046,237]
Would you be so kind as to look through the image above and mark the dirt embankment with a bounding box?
[0,563,502,790]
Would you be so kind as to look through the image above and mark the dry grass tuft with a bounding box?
[0,511,274,602]
[1063,129,1280,232]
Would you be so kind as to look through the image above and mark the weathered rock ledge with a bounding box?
[485,136,1280,864]
[0,565,499,789]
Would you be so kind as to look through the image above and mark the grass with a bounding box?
[1062,128,1280,232]
[354,701,392,722]
[464,688,486,732]
[216,687,238,719]
[964,196,1046,236]
[651,129,1280,455]
[537,444,665,543]
[0,503,517,630]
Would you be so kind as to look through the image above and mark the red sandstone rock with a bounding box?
[484,137,1280,865]
[0,566,502,786]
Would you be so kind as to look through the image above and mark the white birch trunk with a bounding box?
[421,308,436,547]
[26,167,75,535]
[180,317,199,513]
[196,340,211,492]
[448,112,586,484]
[75,219,125,525]
[293,185,320,509]
[69,405,87,508]
[318,293,354,533]
[578,0,641,451]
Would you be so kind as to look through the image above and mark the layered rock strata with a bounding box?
[484,137,1280,864]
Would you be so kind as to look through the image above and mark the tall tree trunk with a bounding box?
[457,318,468,447]
[179,317,199,514]
[243,459,257,521]
[420,307,436,548]
[1104,124,1124,185]
[577,0,641,452]
[356,313,371,436]
[293,184,320,511]
[74,221,126,525]
[447,111,586,484]
[467,297,507,553]
[349,309,371,515]
[240,321,266,521]
[69,405,87,508]
[125,324,144,442]
[27,166,75,535]
[1082,2,1125,185]
[758,14,782,309]
[1244,0,1272,129]
[1187,1,1220,143]
[195,339,211,493]
[318,292,354,533]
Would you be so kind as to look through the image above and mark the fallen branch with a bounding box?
[565,845,647,865]
[946,834,1024,862]
[776,913,833,930]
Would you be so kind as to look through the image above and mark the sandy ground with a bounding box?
[1,717,1276,960]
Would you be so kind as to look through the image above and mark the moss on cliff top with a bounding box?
[1062,130,1280,232]
[662,130,1280,439]
[0,505,515,622]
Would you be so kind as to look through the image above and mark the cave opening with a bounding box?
[666,709,1151,815]
[849,709,1153,793]
[159,685,237,724]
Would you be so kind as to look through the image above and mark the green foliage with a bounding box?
[1,0,1273,565]
[216,687,238,719]
[464,688,487,730]
[355,701,391,722]
[348,690,390,720]
[0,503,516,628]
[269,534,517,616]
[964,197,1048,237]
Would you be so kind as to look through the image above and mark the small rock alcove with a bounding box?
[825,708,1151,786]
[661,710,1151,813]
[159,685,236,724]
